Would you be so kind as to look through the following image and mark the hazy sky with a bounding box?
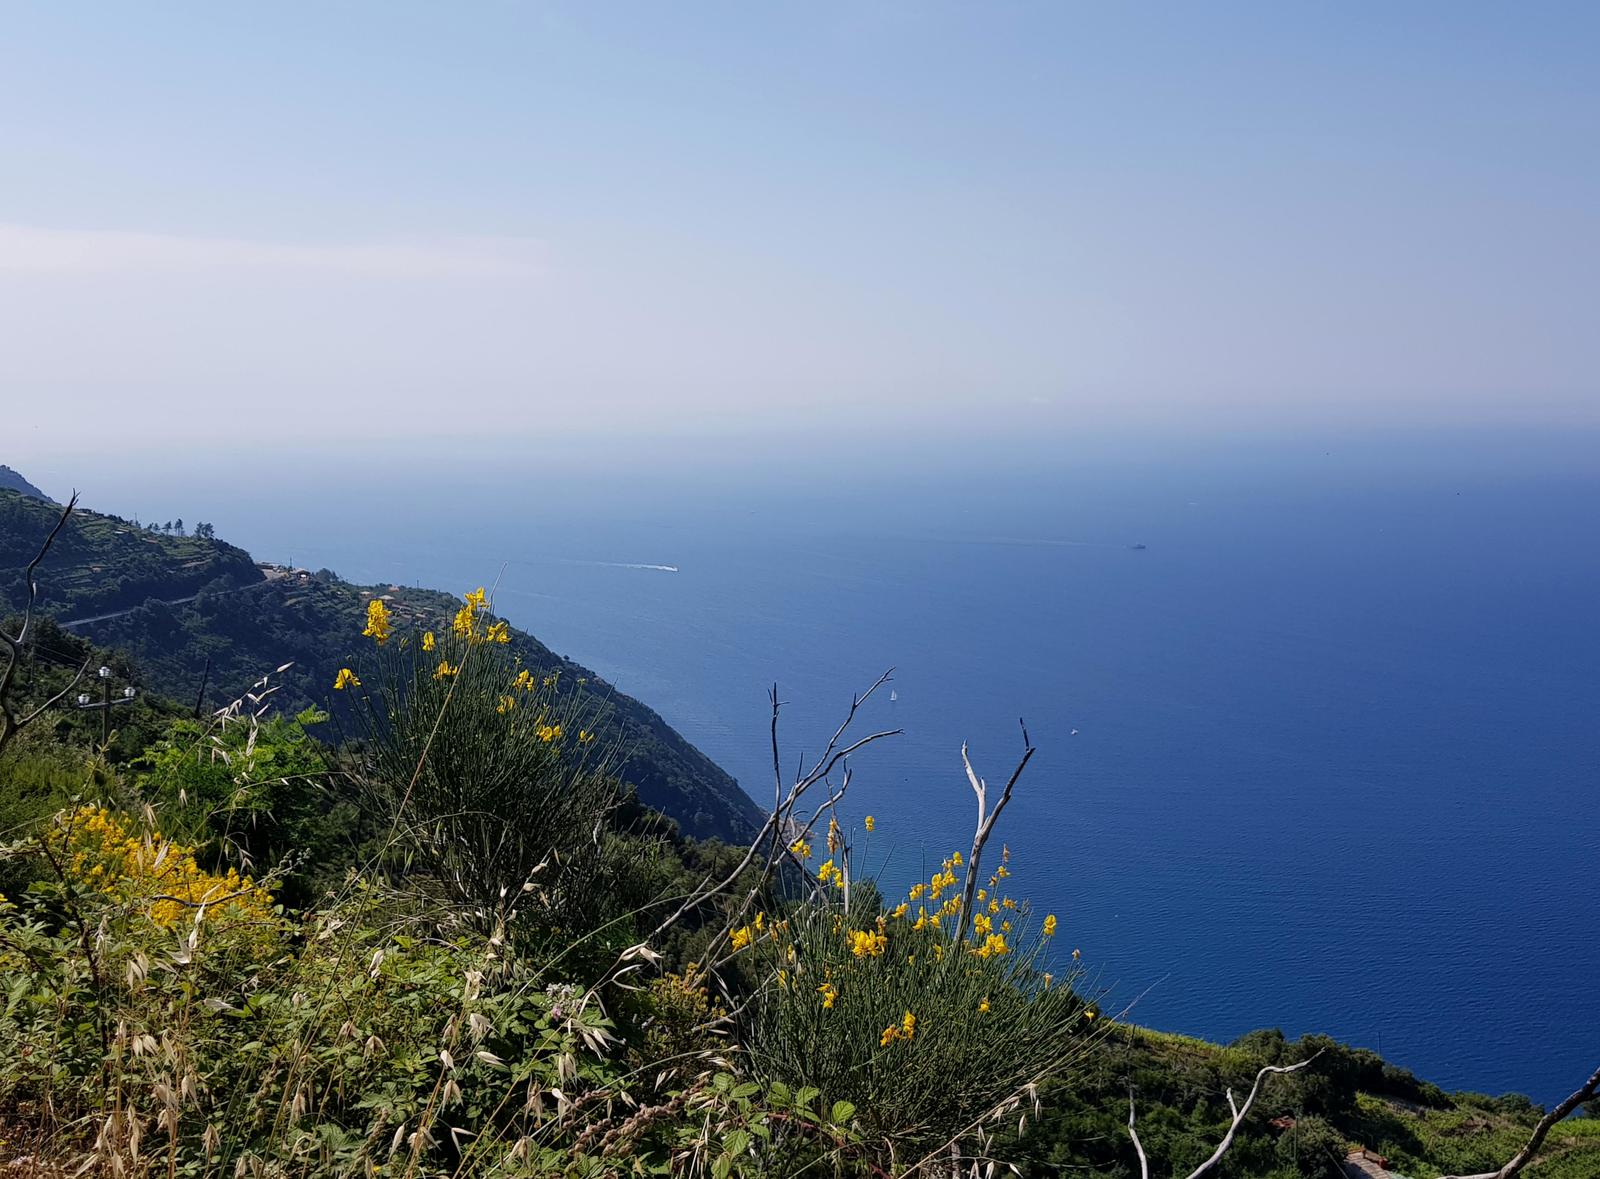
[2,3,1597,451]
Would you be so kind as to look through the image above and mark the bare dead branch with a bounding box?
[1181,1054,1317,1179]
[1129,1087,1151,1179]
[624,671,900,986]
[954,718,1035,941]
[0,492,80,757]
[1441,1061,1600,1179]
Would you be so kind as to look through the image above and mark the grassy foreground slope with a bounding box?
[0,487,762,842]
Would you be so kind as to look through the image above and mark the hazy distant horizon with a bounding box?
[4,4,1598,447]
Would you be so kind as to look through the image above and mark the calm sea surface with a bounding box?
[56,432,1600,1101]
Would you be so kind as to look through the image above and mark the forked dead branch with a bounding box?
[0,491,90,757]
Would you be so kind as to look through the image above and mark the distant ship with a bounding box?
[1130,543,1147,550]
[889,689,898,702]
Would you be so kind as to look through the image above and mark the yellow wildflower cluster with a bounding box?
[879,1010,917,1047]
[434,660,459,680]
[848,928,887,958]
[927,860,959,901]
[333,667,360,690]
[485,620,511,644]
[789,837,811,860]
[1042,914,1057,937]
[817,981,839,1009]
[817,858,842,888]
[535,723,562,744]
[423,630,436,651]
[362,598,392,644]
[46,806,275,931]
[497,695,516,714]
[452,587,489,639]
[864,814,876,833]
[973,933,1011,959]
[730,925,754,951]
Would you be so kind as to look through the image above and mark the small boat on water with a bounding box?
[889,689,898,702]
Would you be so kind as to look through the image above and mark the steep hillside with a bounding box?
[0,488,762,842]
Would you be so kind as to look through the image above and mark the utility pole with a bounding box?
[76,665,137,745]
[193,655,212,718]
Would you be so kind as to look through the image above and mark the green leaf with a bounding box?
[723,1129,751,1157]
[830,1100,856,1125]
[795,1085,820,1112]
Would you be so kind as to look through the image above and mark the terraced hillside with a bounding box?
[0,491,262,620]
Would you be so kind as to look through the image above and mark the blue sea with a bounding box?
[36,428,1600,1103]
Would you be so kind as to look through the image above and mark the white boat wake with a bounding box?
[558,559,680,573]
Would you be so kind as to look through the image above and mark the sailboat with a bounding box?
[889,689,898,702]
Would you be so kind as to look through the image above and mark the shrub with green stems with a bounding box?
[132,704,366,906]
[336,592,629,944]
[734,828,1096,1163]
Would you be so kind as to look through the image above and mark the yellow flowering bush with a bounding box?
[44,805,276,931]
[339,588,621,939]
[740,825,1092,1153]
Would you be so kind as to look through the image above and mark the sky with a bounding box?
[1,2,1597,455]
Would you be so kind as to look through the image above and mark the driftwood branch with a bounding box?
[1441,1061,1600,1179]
[0,492,83,757]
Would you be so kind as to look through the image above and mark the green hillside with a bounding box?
[0,487,761,842]
[0,490,261,620]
